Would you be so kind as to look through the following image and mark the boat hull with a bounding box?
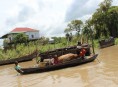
[0,51,37,66]
[99,37,115,48]
[17,54,98,75]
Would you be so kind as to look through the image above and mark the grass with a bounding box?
[0,42,37,60]
[115,38,118,45]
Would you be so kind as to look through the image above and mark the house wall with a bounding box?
[25,31,40,40]
[6,31,40,43]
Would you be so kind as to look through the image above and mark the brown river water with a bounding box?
[0,45,118,87]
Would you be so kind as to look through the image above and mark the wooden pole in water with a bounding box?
[91,35,95,54]
[91,26,100,63]
[67,37,69,47]
[90,26,95,54]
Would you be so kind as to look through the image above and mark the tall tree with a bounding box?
[64,28,72,34]
[107,6,118,37]
[91,0,118,39]
[82,19,93,43]
[67,20,83,34]
[99,0,112,12]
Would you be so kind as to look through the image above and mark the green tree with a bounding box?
[64,28,71,34]
[82,19,93,43]
[13,33,28,44]
[40,36,49,45]
[107,6,118,37]
[51,37,62,43]
[91,0,118,38]
[64,20,83,43]
[99,0,112,12]
[67,20,83,34]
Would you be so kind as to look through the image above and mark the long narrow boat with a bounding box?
[0,51,37,66]
[16,54,98,75]
[99,37,115,48]
[39,44,91,59]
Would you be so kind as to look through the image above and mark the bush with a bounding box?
[115,38,118,45]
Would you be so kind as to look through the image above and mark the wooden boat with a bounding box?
[0,51,37,66]
[99,37,115,48]
[16,54,98,74]
[39,44,91,59]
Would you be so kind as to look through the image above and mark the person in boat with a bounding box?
[14,61,24,73]
[80,48,86,59]
[52,55,59,65]
[38,55,53,67]
[76,46,86,59]
[49,55,54,65]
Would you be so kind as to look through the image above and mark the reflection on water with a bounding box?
[0,46,118,87]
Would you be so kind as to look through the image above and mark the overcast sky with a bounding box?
[0,0,118,46]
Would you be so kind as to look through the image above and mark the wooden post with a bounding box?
[91,36,95,54]
[67,37,69,47]
[90,26,95,54]
[91,26,100,63]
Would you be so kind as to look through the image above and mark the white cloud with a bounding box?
[112,0,118,6]
[0,0,72,36]
[65,0,104,22]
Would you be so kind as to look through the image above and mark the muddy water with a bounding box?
[0,46,118,87]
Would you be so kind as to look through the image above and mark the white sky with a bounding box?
[0,0,118,46]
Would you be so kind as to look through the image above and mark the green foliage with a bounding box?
[64,20,83,43]
[82,19,94,42]
[99,0,112,12]
[65,33,72,42]
[65,20,83,35]
[13,33,28,44]
[93,39,99,48]
[115,38,118,45]
[51,37,61,43]
[91,0,118,38]
[64,28,71,33]
[0,41,38,60]
[68,20,83,32]
[39,37,49,45]
[3,39,9,47]
[107,6,118,37]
